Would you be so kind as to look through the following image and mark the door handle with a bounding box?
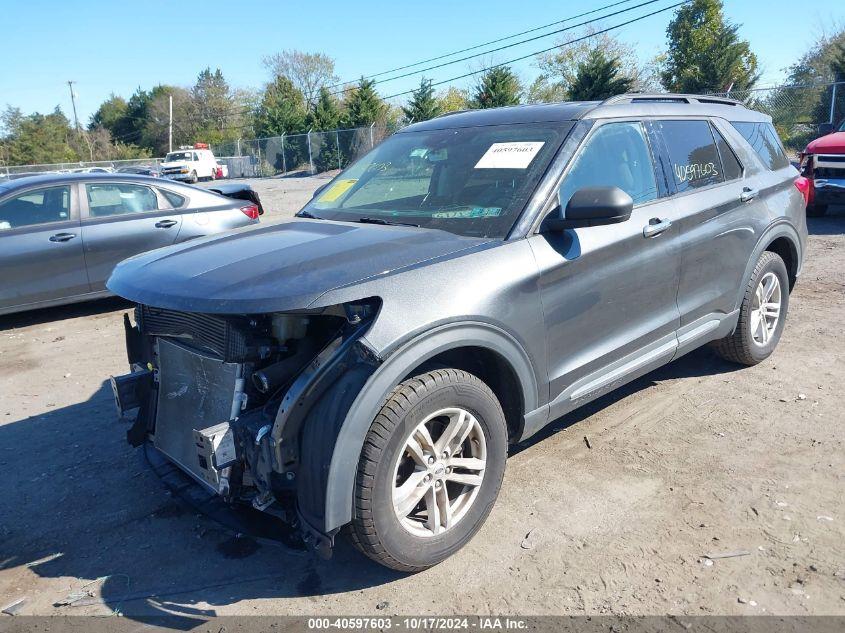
[643,218,672,238]
[740,187,759,203]
[49,232,77,242]
[155,219,178,228]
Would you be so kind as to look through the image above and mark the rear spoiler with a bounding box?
[208,183,265,216]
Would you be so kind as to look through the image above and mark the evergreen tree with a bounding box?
[308,87,346,171]
[307,87,343,131]
[470,66,522,109]
[567,48,634,101]
[402,78,441,123]
[344,78,386,127]
[661,0,759,93]
[254,76,307,137]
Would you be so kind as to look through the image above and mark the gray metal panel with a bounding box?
[154,338,240,489]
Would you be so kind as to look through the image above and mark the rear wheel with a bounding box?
[348,369,507,572]
[711,251,789,366]
[806,203,828,217]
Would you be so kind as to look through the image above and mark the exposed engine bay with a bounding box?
[111,299,381,555]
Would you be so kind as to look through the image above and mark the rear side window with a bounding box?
[712,126,743,181]
[658,120,724,192]
[160,189,186,208]
[559,121,658,206]
[730,122,790,171]
[0,185,70,230]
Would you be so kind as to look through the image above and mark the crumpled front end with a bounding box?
[111,299,380,555]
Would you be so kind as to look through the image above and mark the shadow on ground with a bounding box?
[514,345,741,454]
[0,297,132,331]
[807,204,845,236]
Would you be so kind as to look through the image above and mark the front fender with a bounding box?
[320,321,539,533]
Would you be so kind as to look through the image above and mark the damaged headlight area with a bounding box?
[111,298,381,552]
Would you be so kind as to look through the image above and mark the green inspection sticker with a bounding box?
[432,206,503,219]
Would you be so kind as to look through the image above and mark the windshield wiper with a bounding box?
[297,210,324,220]
[355,216,420,228]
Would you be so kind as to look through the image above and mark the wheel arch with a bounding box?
[322,321,539,533]
[735,222,802,310]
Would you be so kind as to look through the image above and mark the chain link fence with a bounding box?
[707,81,843,152]
[211,124,393,179]
[0,157,163,179]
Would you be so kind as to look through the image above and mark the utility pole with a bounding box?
[67,81,80,132]
[168,94,173,153]
[67,80,92,161]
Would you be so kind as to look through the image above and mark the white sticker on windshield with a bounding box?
[474,142,545,169]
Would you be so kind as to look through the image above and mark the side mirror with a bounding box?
[818,122,835,136]
[545,186,634,231]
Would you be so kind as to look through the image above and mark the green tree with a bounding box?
[263,50,338,106]
[0,106,78,165]
[307,87,343,131]
[530,29,657,103]
[470,66,522,109]
[89,94,128,133]
[254,76,307,137]
[567,48,634,101]
[661,0,759,93]
[343,78,386,127]
[437,86,469,113]
[402,78,441,123]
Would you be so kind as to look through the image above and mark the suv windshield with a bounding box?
[302,122,572,238]
[165,152,192,162]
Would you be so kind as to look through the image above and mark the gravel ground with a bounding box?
[200,173,338,221]
[0,188,843,622]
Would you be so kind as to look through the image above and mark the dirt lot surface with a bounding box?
[1,184,843,621]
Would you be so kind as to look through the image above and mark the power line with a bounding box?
[382,0,690,100]
[324,0,648,91]
[325,0,668,98]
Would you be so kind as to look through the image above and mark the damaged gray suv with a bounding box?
[109,94,808,571]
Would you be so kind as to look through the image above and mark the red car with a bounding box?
[800,120,845,216]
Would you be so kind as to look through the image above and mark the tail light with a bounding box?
[240,204,260,220]
[794,177,811,207]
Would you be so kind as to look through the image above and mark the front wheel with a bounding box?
[348,369,507,572]
[189,170,198,184]
[711,251,789,366]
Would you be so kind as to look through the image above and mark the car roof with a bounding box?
[0,172,171,193]
[401,93,770,133]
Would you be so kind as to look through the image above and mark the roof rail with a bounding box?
[601,93,745,107]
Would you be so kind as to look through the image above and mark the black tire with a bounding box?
[806,203,828,218]
[711,251,789,366]
[348,369,507,572]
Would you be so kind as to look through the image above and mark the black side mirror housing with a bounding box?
[819,122,835,136]
[545,186,634,231]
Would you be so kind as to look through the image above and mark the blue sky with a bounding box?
[1,0,842,123]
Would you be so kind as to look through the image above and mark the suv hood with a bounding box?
[807,131,845,154]
[107,219,492,313]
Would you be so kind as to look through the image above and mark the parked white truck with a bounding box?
[160,144,219,183]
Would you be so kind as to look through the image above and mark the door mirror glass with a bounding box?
[546,186,633,231]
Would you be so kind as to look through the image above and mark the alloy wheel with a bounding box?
[750,271,782,346]
[391,407,487,538]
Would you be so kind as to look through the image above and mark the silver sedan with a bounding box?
[0,173,262,316]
